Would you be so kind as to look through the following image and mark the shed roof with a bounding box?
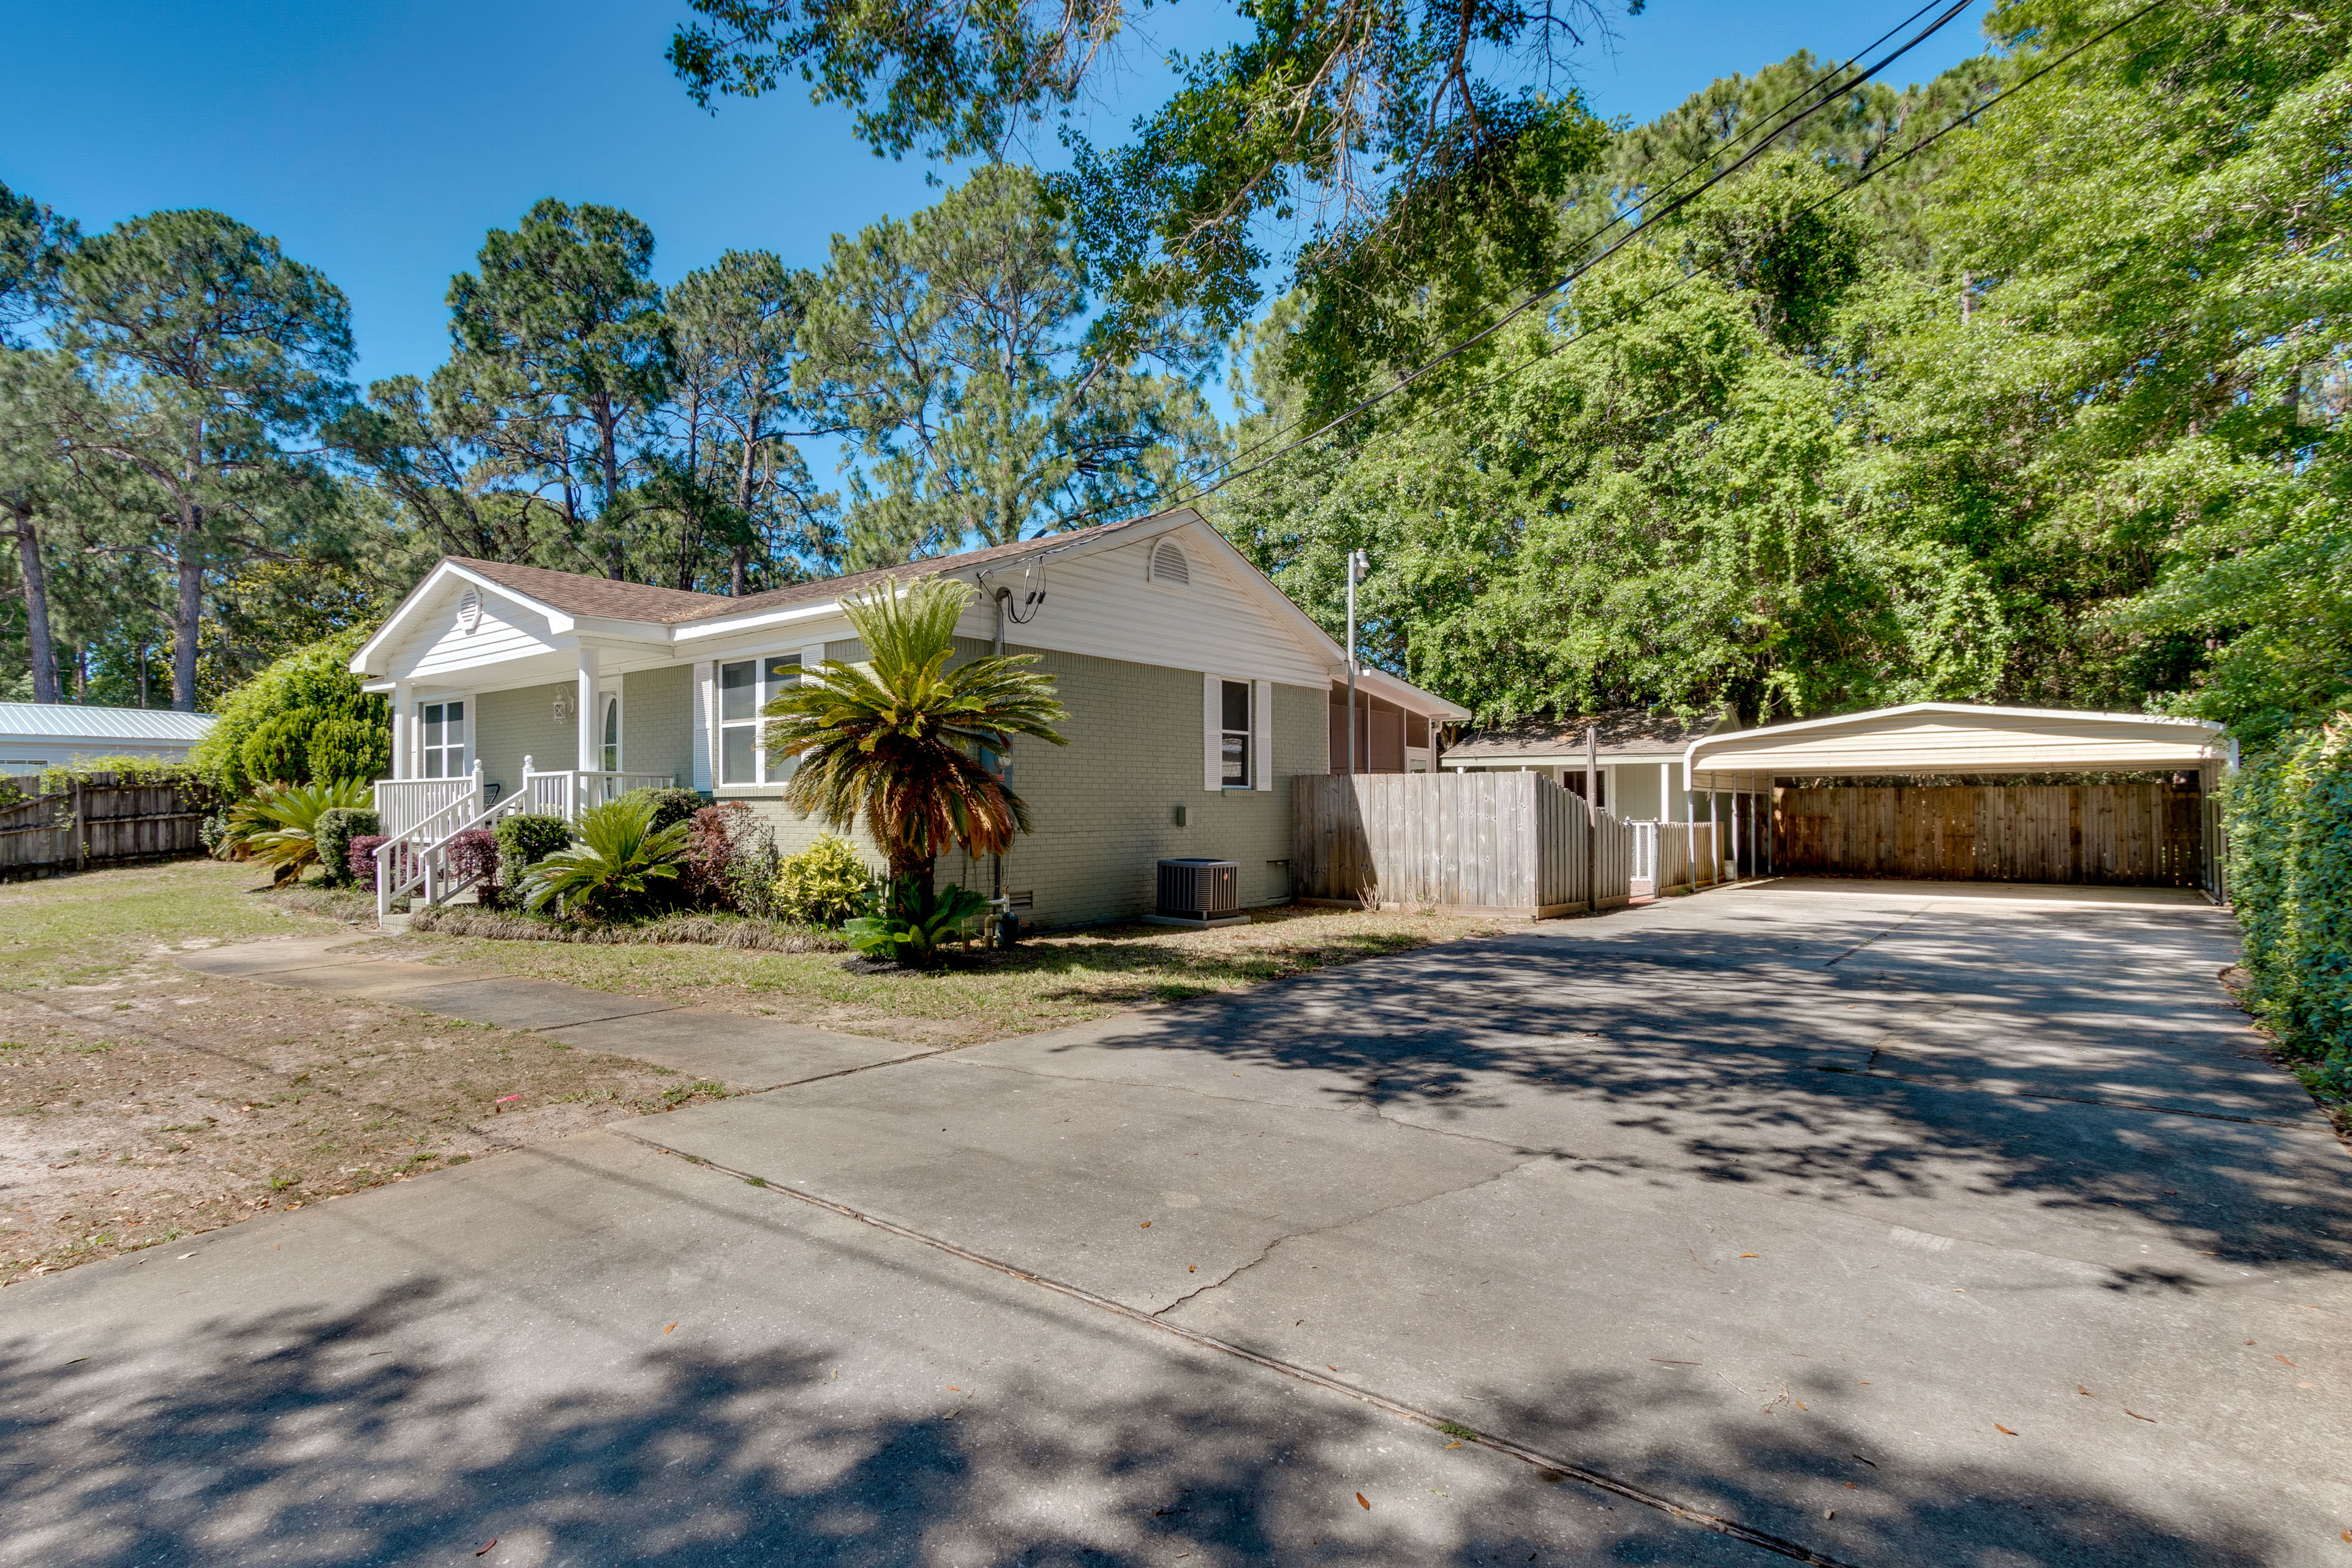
[1445,708,1732,764]
[0,702,215,744]
[1684,703,2229,784]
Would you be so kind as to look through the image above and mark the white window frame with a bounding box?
[415,696,471,780]
[1203,673,1273,793]
[715,652,807,789]
[598,688,622,774]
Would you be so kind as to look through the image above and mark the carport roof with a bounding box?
[1684,702,2230,785]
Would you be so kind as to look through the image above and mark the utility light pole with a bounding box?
[1345,549,1368,775]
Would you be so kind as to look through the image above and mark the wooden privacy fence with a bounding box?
[1651,820,1725,894]
[0,773,209,879]
[1292,772,1632,918]
[1773,780,2205,886]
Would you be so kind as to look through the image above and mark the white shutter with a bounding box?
[691,662,714,792]
[1253,679,1273,791]
[799,641,827,677]
[1203,671,1222,792]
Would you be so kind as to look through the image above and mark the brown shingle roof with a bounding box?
[450,521,1137,628]
[451,559,731,623]
[1444,708,1735,762]
[693,522,1128,624]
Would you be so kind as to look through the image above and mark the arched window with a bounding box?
[601,695,620,772]
[1150,540,1190,586]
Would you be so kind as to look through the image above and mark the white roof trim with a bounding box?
[356,509,1472,722]
[1683,703,2228,788]
[352,560,581,676]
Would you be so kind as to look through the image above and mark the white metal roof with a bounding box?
[1684,703,2228,786]
[0,702,216,744]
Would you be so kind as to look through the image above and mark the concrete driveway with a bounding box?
[5,881,2346,1566]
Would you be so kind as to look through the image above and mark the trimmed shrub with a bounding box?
[774,834,877,927]
[494,813,572,887]
[312,807,380,889]
[617,786,704,835]
[192,625,388,797]
[349,834,390,891]
[306,715,390,785]
[2226,714,2352,1101]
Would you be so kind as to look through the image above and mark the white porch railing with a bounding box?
[368,761,679,922]
[519,760,676,821]
[374,775,478,841]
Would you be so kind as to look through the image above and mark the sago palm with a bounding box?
[222,778,375,883]
[764,573,1068,888]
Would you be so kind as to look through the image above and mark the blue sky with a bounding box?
[4,0,1994,388]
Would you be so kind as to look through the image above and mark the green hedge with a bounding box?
[191,625,390,797]
[2225,714,2352,1101]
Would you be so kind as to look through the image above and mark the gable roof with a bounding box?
[450,559,734,624]
[354,508,1469,720]
[1446,708,1731,763]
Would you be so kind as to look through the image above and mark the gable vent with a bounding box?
[1150,541,1190,587]
[456,586,483,634]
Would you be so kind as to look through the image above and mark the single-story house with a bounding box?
[0,701,216,774]
[1441,708,1742,824]
[350,508,1468,927]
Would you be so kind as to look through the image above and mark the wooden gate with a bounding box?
[1292,772,1633,917]
[0,772,210,879]
[1772,780,2204,886]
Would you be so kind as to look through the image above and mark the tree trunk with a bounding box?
[172,500,203,712]
[886,846,935,894]
[731,429,758,596]
[7,503,59,703]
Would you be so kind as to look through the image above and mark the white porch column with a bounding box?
[390,682,412,780]
[575,645,600,774]
[1659,761,1673,822]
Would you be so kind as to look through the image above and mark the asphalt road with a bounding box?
[6,880,2346,1567]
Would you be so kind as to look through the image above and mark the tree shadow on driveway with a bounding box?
[0,1267,2293,1568]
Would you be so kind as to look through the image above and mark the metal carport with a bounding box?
[1684,703,2234,897]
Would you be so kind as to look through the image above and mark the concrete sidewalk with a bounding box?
[173,934,927,1091]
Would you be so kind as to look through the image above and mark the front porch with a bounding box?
[369,762,676,918]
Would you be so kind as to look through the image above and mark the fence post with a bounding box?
[72,779,85,872]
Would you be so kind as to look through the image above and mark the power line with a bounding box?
[992,0,2165,579]
[1183,0,2172,511]
[1195,0,1977,497]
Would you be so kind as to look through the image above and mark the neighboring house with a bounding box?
[350,508,1468,928]
[0,702,216,774]
[1442,707,1741,824]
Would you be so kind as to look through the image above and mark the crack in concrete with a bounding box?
[1148,1155,1547,1319]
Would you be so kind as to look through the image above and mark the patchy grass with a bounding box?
[370,903,1516,1048]
[0,862,728,1286]
[0,859,354,989]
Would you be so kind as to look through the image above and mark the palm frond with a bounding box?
[761,572,1068,876]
